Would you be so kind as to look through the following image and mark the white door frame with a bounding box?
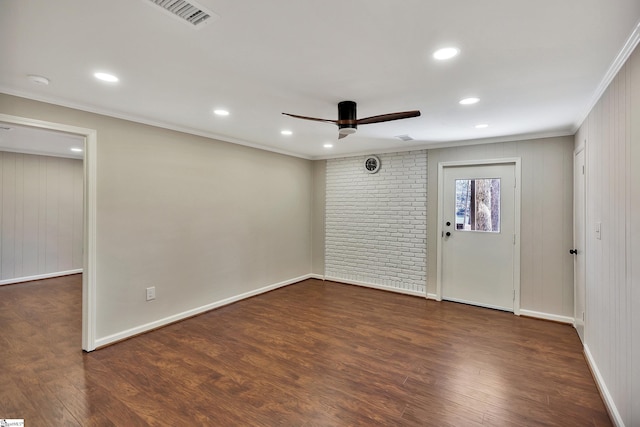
[573,145,586,341]
[436,158,522,315]
[0,113,98,351]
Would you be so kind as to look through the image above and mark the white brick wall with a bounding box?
[325,150,427,294]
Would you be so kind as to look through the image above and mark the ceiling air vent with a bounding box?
[395,134,414,142]
[147,0,218,28]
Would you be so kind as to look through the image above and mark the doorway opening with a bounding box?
[0,113,97,351]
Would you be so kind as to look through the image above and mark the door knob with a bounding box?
[569,249,578,255]
[446,221,451,226]
[445,232,451,237]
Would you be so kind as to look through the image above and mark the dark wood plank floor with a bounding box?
[0,275,611,426]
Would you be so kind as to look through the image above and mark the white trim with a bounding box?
[584,345,625,427]
[324,276,426,298]
[0,269,83,286]
[313,131,572,160]
[436,158,522,314]
[0,113,98,352]
[427,293,438,300]
[0,89,575,162]
[0,88,312,160]
[307,273,325,280]
[519,309,574,324]
[574,20,640,133]
[94,274,313,348]
[573,146,587,343]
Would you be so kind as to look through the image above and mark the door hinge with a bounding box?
[582,165,585,175]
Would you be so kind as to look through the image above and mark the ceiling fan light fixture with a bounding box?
[338,127,357,135]
[283,100,420,140]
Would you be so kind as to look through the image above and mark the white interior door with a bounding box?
[573,149,586,343]
[441,163,516,311]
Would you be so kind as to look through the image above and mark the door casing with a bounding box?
[436,158,522,315]
[573,147,586,342]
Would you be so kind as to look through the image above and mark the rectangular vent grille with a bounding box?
[395,134,414,142]
[148,0,217,27]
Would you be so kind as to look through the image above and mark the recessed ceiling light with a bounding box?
[281,130,293,136]
[459,97,480,105]
[94,72,119,83]
[323,143,333,148]
[27,74,50,85]
[213,109,229,116]
[475,124,489,129]
[70,147,83,152]
[433,47,460,60]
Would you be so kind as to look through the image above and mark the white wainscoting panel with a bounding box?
[576,43,639,427]
[0,152,83,283]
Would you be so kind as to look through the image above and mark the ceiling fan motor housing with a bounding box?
[338,100,357,133]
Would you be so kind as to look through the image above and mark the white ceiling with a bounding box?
[1,0,639,159]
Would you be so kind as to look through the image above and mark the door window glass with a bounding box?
[455,178,500,232]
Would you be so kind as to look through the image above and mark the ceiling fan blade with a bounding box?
[356,110,421,125]
[282,112,337,124]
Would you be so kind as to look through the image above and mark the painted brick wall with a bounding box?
[325,150,427,294]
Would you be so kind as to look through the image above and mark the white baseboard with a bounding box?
[0,269,83,286]
[94,274,315,349]
[519,309,574,324]
[427,293,438,300]
[324,276,426,298]
[307,273,325,280]
[584,345,625,427]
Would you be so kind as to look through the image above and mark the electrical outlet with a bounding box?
[146,286,156,301]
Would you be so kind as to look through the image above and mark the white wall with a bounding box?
[0,94,313,347]
[576,43,639,427]
[427,136,575,320]
[0,151,83,284]
[325,151,427,295]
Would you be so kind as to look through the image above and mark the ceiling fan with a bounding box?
[282,101,421,139]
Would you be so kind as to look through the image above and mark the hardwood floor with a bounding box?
[0,275,611,426]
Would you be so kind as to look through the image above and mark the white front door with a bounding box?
[440,163,517,311]
[573,149,586,342]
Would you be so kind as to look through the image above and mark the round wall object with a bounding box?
[364,155,381,174]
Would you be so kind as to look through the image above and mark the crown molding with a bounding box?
[0,88,313,160]
[574,19,640,132]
